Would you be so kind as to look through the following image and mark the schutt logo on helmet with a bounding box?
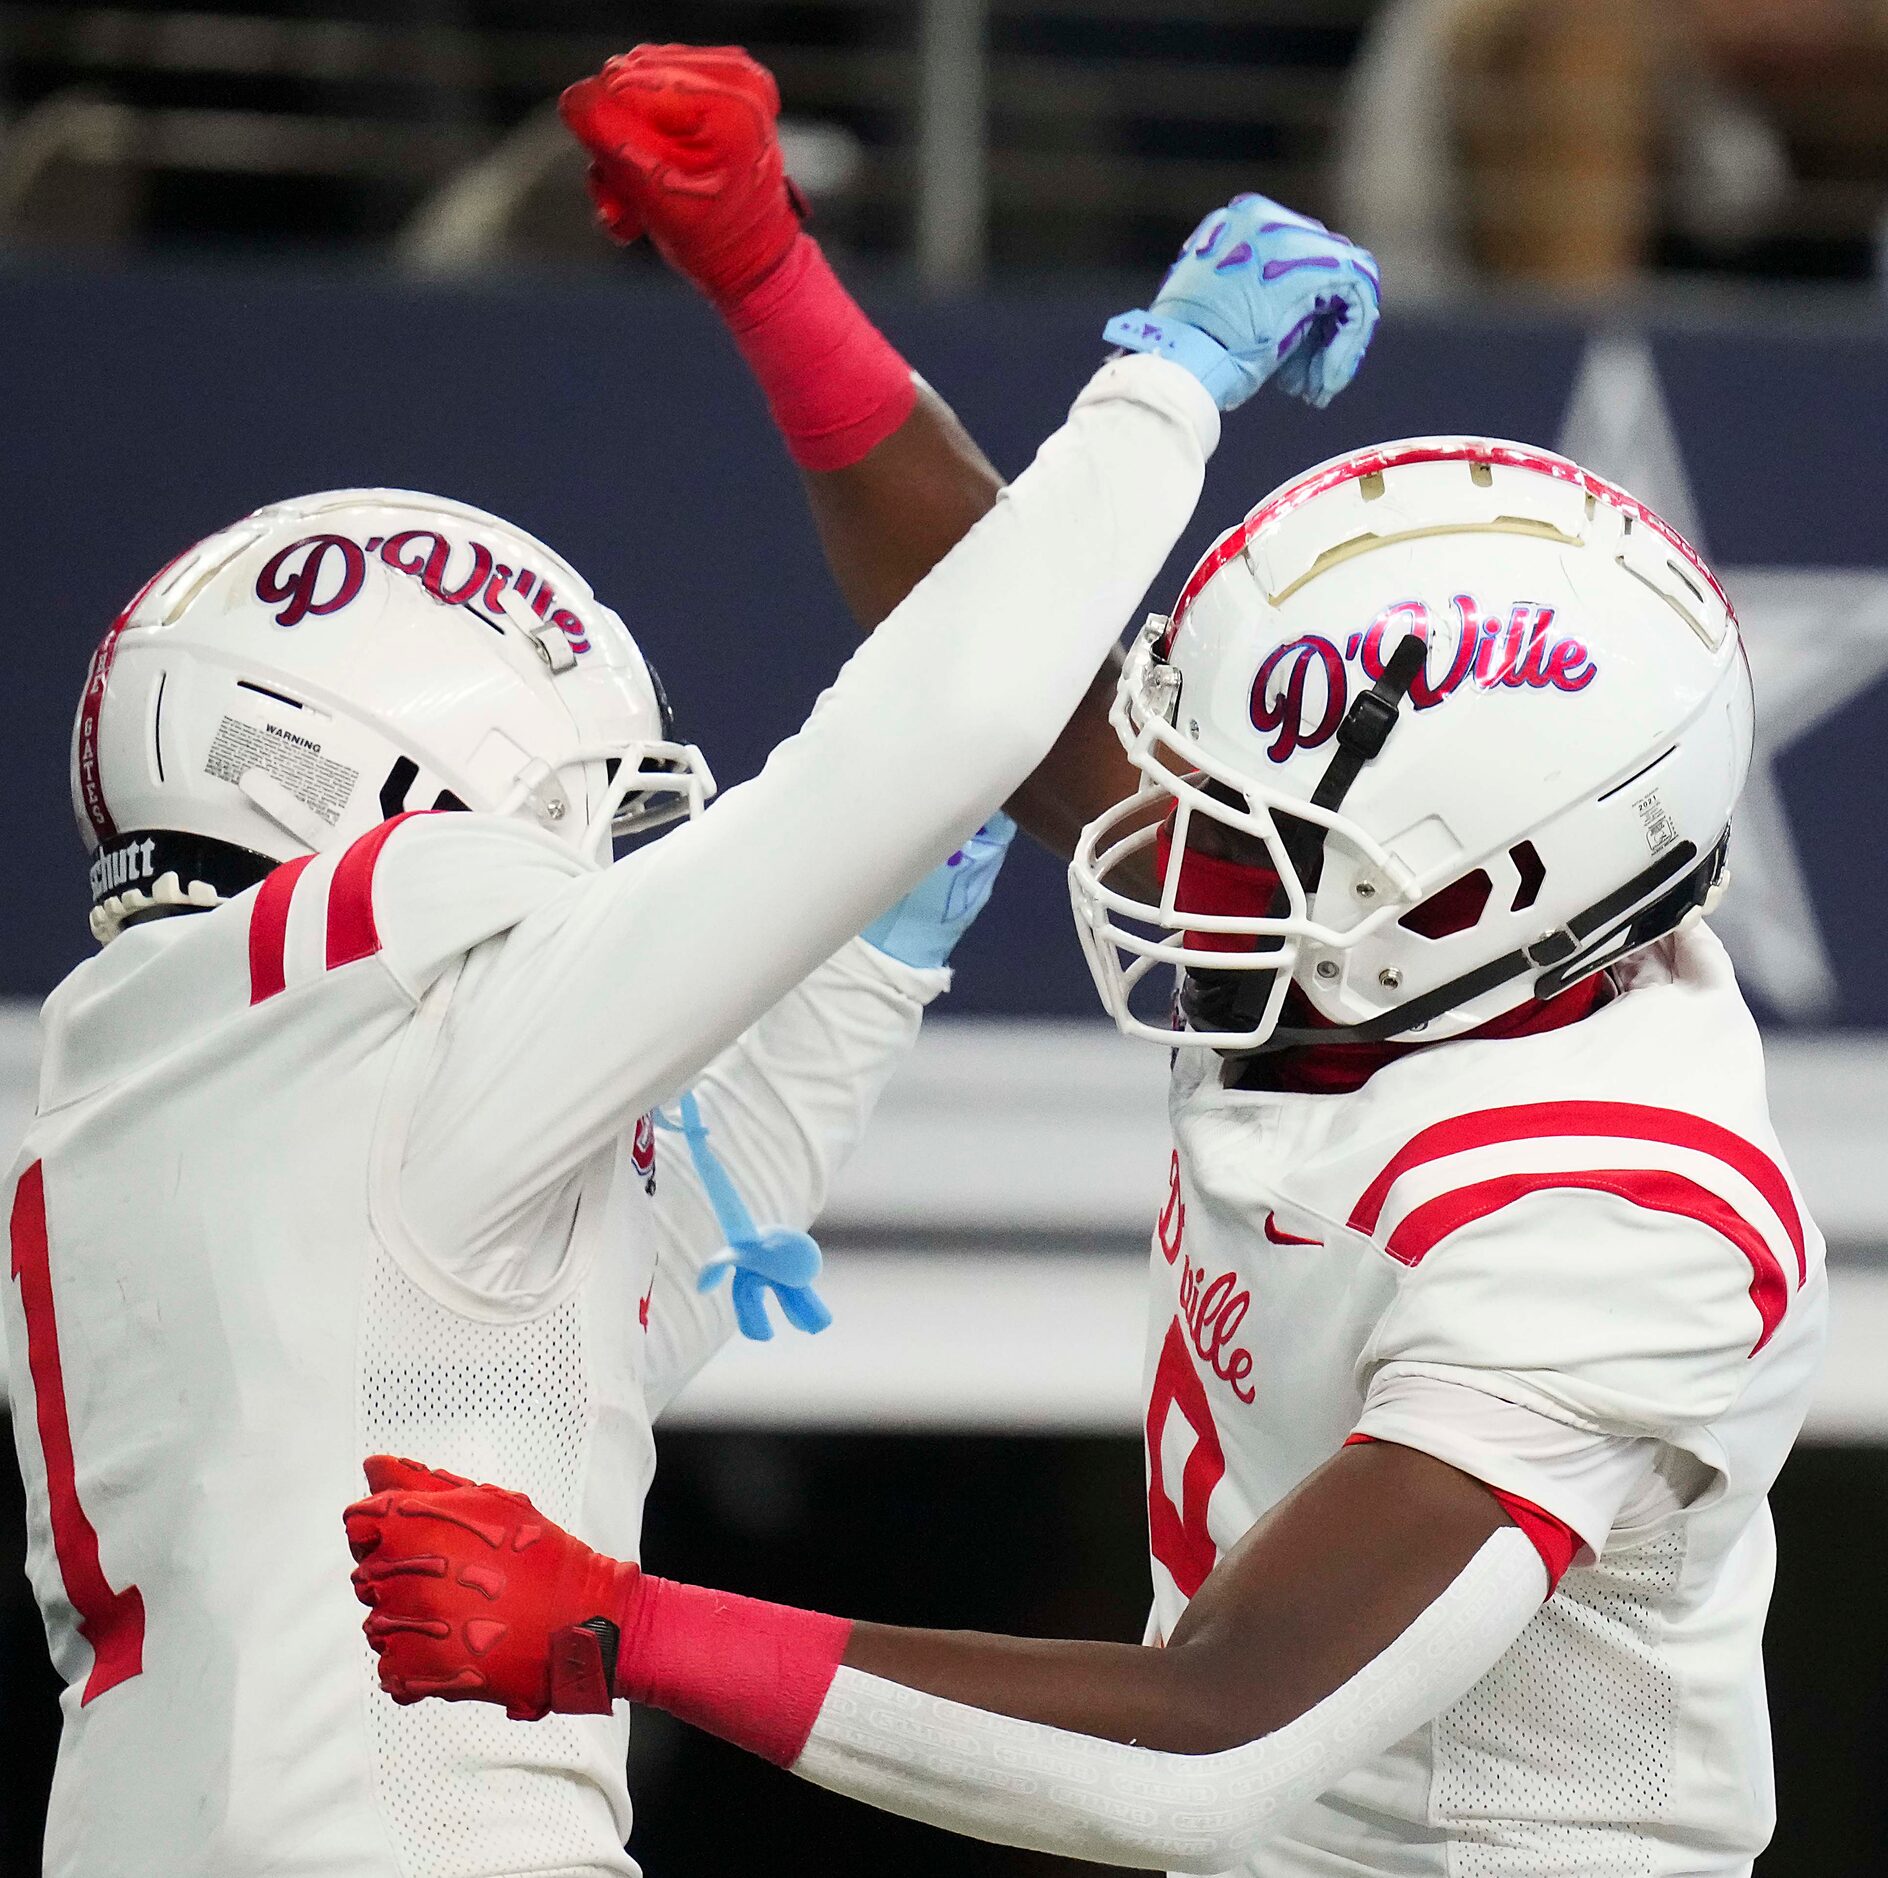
[254,531,594,653]
[1249,593,1596,763]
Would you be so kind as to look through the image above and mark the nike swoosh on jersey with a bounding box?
[1262,1213,1322,1246]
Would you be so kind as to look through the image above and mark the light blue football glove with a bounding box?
[1104,194,1381,412]
[859,812,1018,971]
[656,1091,832,1343]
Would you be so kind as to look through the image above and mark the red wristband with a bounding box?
[618,1573,853,1766]
[719,233,918,471]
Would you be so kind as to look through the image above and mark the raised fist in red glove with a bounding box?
[345,1455,640,1722]
[559,44,804,307]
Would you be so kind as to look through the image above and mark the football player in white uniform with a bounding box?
[0,45,1383,1878]
[348,46,1822,1878]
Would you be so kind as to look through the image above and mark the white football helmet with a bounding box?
[74,489,714,941]
[1070,438,1752,1050]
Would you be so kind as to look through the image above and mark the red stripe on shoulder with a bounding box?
[1387,1167,1788,1354]
[248,855,315,1004]
[1350,1101,1805,1285]
[326,813,427,971]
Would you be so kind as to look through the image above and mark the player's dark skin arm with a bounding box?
[841,1438,1516,1754]
[801,382,1145,869]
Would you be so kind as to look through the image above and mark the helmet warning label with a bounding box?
[205,715,358,827]
[1635,787,1680,855]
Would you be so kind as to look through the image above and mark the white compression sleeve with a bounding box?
[791,1527,1547,1874]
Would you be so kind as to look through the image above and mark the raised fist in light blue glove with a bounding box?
[1104,194,1380,412]
[860,812,1018,971]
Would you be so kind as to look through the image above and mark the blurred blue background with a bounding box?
[6,269,1886,1033]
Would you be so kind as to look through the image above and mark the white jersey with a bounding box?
[8,818,941,1878]
[1143,927,1825,1877]
[2,354,1225,1878]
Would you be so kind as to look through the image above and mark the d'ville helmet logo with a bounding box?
[253,531,594,654]
[1248,594,1597,763]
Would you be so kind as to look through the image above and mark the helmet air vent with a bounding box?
[379,756,420,820]
[1509,840,1546,912]
[151,672,168,784]
[235,679,307,711]
[1399,869,1492,940]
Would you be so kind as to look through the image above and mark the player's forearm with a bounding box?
[840,1435,1512,1749]
[599,1573,1209,1755]
[837,1621,1246,1753]
[354,1451,1532,1869]
[563,45,1161,867]
[587,1527,1543,1873]
[801,382,1004,630]
[788,1530,1543,1872]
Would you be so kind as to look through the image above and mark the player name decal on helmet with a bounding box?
[89,835,156,901]
[254,531,594,653]
[1249,593,1596,762]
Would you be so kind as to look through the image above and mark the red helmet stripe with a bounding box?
[75,584,153,843]
[1166,520,1250,643]
[75,557,193,845]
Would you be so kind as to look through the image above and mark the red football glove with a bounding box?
[559,44,805,307]
[345,1455,641,1722]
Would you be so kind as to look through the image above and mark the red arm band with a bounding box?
[721,233,918,471]
[619,1573,852,1765]
[1344,1433,1580,1590]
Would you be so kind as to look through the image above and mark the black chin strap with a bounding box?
[1248,832,1722,1057]
[1183,636,1427,1038]
[1313,637,1430,816]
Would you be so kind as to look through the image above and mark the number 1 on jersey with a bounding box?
[10,1161,145,1702]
